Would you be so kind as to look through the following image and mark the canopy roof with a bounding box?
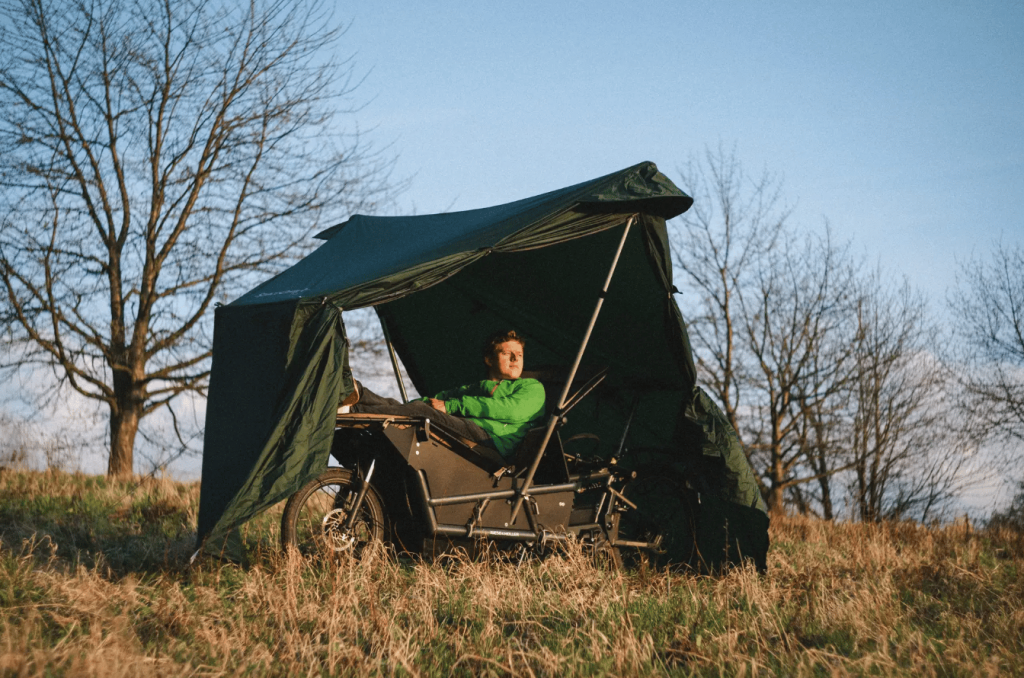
[232,161,692,310]
[197,162,707,551]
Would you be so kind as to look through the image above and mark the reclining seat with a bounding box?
[414,415,507,473]
[411,411,565,481]
[347,366,607,483]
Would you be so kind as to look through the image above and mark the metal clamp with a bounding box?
[465,498,490,539]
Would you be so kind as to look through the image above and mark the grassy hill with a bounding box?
[1,469,1021,676]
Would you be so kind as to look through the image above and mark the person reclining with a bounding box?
[342,330,545,460]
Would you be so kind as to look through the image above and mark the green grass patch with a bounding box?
[1,469,1022,676]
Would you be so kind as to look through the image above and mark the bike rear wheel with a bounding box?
[280,468,385,560]
[592,534,623,571]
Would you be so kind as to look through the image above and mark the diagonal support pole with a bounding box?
[509,215,637,524]
[379,316,409,403]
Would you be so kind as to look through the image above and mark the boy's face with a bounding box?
[484,340,524,381]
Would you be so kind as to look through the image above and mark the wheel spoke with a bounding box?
[281,469,385,562]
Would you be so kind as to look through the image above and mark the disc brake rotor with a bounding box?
[321,508,357,552]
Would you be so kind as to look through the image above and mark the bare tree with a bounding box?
[670,144,789,448]
[740,228,861,514]
[670,148,983,519]
[0,0,397,477]
[670,151,866,516]
[989,479,1024,531]
[846,276,970,522]
[949,243,1024,444]
[0,411,32,470]
[788,331,852,520]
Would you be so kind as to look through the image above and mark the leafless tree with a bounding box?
[0,0,398,477]
[670,144,789,447]
[740,228,861,514]
[949,243,1024,521]
[0,411,32,470]
[0,407,80,471]
[670,151,864,515]
[989,479,1024,531]
[671,150,982,519]
[949,243,1024,444]
[787,331,852,520]
[846,276,972,522]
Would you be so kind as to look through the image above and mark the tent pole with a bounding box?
[615,395,640,459]
[553,214,637,413]
[510,214,637,523]
[379,316,409,403]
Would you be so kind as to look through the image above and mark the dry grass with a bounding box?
[1,469,1022,677]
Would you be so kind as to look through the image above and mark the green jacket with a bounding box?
[428,378,546,459]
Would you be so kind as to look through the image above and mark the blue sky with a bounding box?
[12,1,1023,506]
[330,2,1023,513]
[345,1,1023,306]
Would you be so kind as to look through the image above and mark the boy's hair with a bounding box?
[482,330,525,358]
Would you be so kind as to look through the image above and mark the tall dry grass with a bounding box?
[1,468,1022,676]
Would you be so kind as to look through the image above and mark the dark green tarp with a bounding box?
[196,161,767,564]
[619,386,770,571]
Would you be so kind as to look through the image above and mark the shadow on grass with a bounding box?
[0,468,216,581]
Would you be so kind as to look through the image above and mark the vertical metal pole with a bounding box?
[509,215,637,523]
[615,396,640,458]
[379,316,410,403]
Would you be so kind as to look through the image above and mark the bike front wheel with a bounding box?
[280,468,385,560]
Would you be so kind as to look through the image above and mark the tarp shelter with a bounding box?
[196,161,767,565]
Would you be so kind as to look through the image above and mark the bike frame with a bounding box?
[344,215,663,554]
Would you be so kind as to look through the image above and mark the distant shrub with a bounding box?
[988,480,1024,532]
[0,411,80,472]
[0,413,31,470]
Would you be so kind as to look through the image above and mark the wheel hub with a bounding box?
[321,508,357,552]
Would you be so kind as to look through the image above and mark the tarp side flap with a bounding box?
[199,304,350,553]
[681,388,768,515]
[197,301,297,542]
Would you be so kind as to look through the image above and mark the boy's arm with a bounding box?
[445,380,545,422]
[429,382,477,402]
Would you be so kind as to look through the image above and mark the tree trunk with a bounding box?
[766,482,786,516]
[767,441,787,515]
[817,474,834,520]
[766,408,787,515]
[108,399,140,478]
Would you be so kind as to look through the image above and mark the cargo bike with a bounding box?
[196,163,768,570]
[280,360,652,566]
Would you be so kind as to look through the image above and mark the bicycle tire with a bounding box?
[280,468,385,560]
